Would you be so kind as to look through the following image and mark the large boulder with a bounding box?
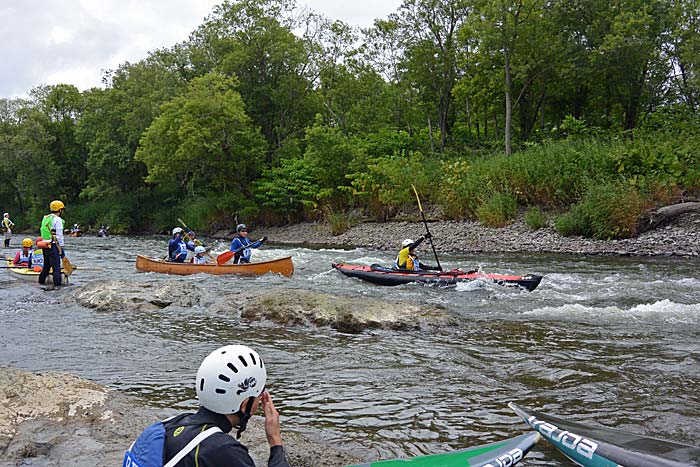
[242,289,456,333]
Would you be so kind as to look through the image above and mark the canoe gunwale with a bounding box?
[135,254,294,277]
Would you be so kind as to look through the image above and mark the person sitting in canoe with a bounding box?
[393,234,442,272]
[12,238,34,267]
[168,227,196,262]
[191,245,210,264]
[229,224,267,264]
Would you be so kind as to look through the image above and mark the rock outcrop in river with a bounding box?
[242,289,456,333]
[68,282,455,333]
[0,367,360,467]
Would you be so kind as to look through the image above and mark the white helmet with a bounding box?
[172,227,183,236]
[196,345,267,415]
[3,213,7,217]
[194,245,206,254]
[402,239,414,248]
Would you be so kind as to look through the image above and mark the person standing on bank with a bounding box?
[2,212,15,247]
[38,200,65,286]
[123,344,289,467]
[230,224,267,264]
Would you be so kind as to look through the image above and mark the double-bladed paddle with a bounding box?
[411,184,442,271]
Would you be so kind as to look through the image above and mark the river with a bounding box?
[1,235,699,465]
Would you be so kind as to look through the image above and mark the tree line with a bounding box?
[1,0,698,237]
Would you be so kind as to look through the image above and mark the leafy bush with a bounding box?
[253,158,321,222]
[324,207,350,236]
[476,191,518,227]
[345,150,440,220]
[524,207,547,230]
[555,181,649,239]
[440,139,620,220]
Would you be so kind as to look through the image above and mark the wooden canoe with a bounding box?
[5,260,68,285]
[135,254,294,277]
[69,231,82,237]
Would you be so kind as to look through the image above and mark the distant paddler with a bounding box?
[2,212,14,248]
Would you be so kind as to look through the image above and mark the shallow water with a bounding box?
[1,235,699,465]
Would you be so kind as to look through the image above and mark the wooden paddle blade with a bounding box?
[216,250,235,265]
[62,256,74,275]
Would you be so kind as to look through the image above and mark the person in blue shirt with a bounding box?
[168,227,196,262]
[229,224,267,264]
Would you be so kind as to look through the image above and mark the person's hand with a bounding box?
[423,232,432,239]
[262,235,268,243]
[261,392,283,447]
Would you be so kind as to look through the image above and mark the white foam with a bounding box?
[523,299,700,324]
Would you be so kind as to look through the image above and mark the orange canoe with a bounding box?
[135,254,294,277]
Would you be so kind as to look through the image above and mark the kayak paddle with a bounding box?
[411,184,442,271]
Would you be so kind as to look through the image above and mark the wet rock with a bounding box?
[0,367,361,467]
[242,289,455,333]
[67,282,454,333]
[67,280,241,313]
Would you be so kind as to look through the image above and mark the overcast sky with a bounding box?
[0,0,402,99]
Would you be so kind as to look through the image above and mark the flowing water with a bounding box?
[1,235,699,465]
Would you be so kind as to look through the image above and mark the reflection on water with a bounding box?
[1,235,699,464]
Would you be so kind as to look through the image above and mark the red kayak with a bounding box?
[332,263,542,291]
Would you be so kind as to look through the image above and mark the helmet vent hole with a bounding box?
[199,379,205,391]
[250,353,256,365]
[227,363,238,373]
[238,356,248,367]
[218,374,230,382]
[215,388,226,394]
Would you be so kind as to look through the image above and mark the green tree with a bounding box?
[136,72,266,203]
[392,0,472,149]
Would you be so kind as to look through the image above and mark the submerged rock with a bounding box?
[242,289,456,333]
[0,367,360,467]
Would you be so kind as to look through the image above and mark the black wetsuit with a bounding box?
[162,407,289,467]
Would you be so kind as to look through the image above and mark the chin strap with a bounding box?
[235,397,255,439]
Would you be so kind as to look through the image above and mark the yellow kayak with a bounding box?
[5,259,69,285]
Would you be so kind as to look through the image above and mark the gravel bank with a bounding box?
[251,212,700,257]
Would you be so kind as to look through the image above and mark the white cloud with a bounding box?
[0,0,402,99]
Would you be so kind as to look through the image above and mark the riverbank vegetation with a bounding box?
[1,0,699,238]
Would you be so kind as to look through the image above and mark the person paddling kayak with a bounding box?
[12,238,34,267]
[393,233,442,272]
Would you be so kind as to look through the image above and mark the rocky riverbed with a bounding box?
[247,211,700,257]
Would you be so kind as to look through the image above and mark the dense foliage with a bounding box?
[1,0,699,237]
